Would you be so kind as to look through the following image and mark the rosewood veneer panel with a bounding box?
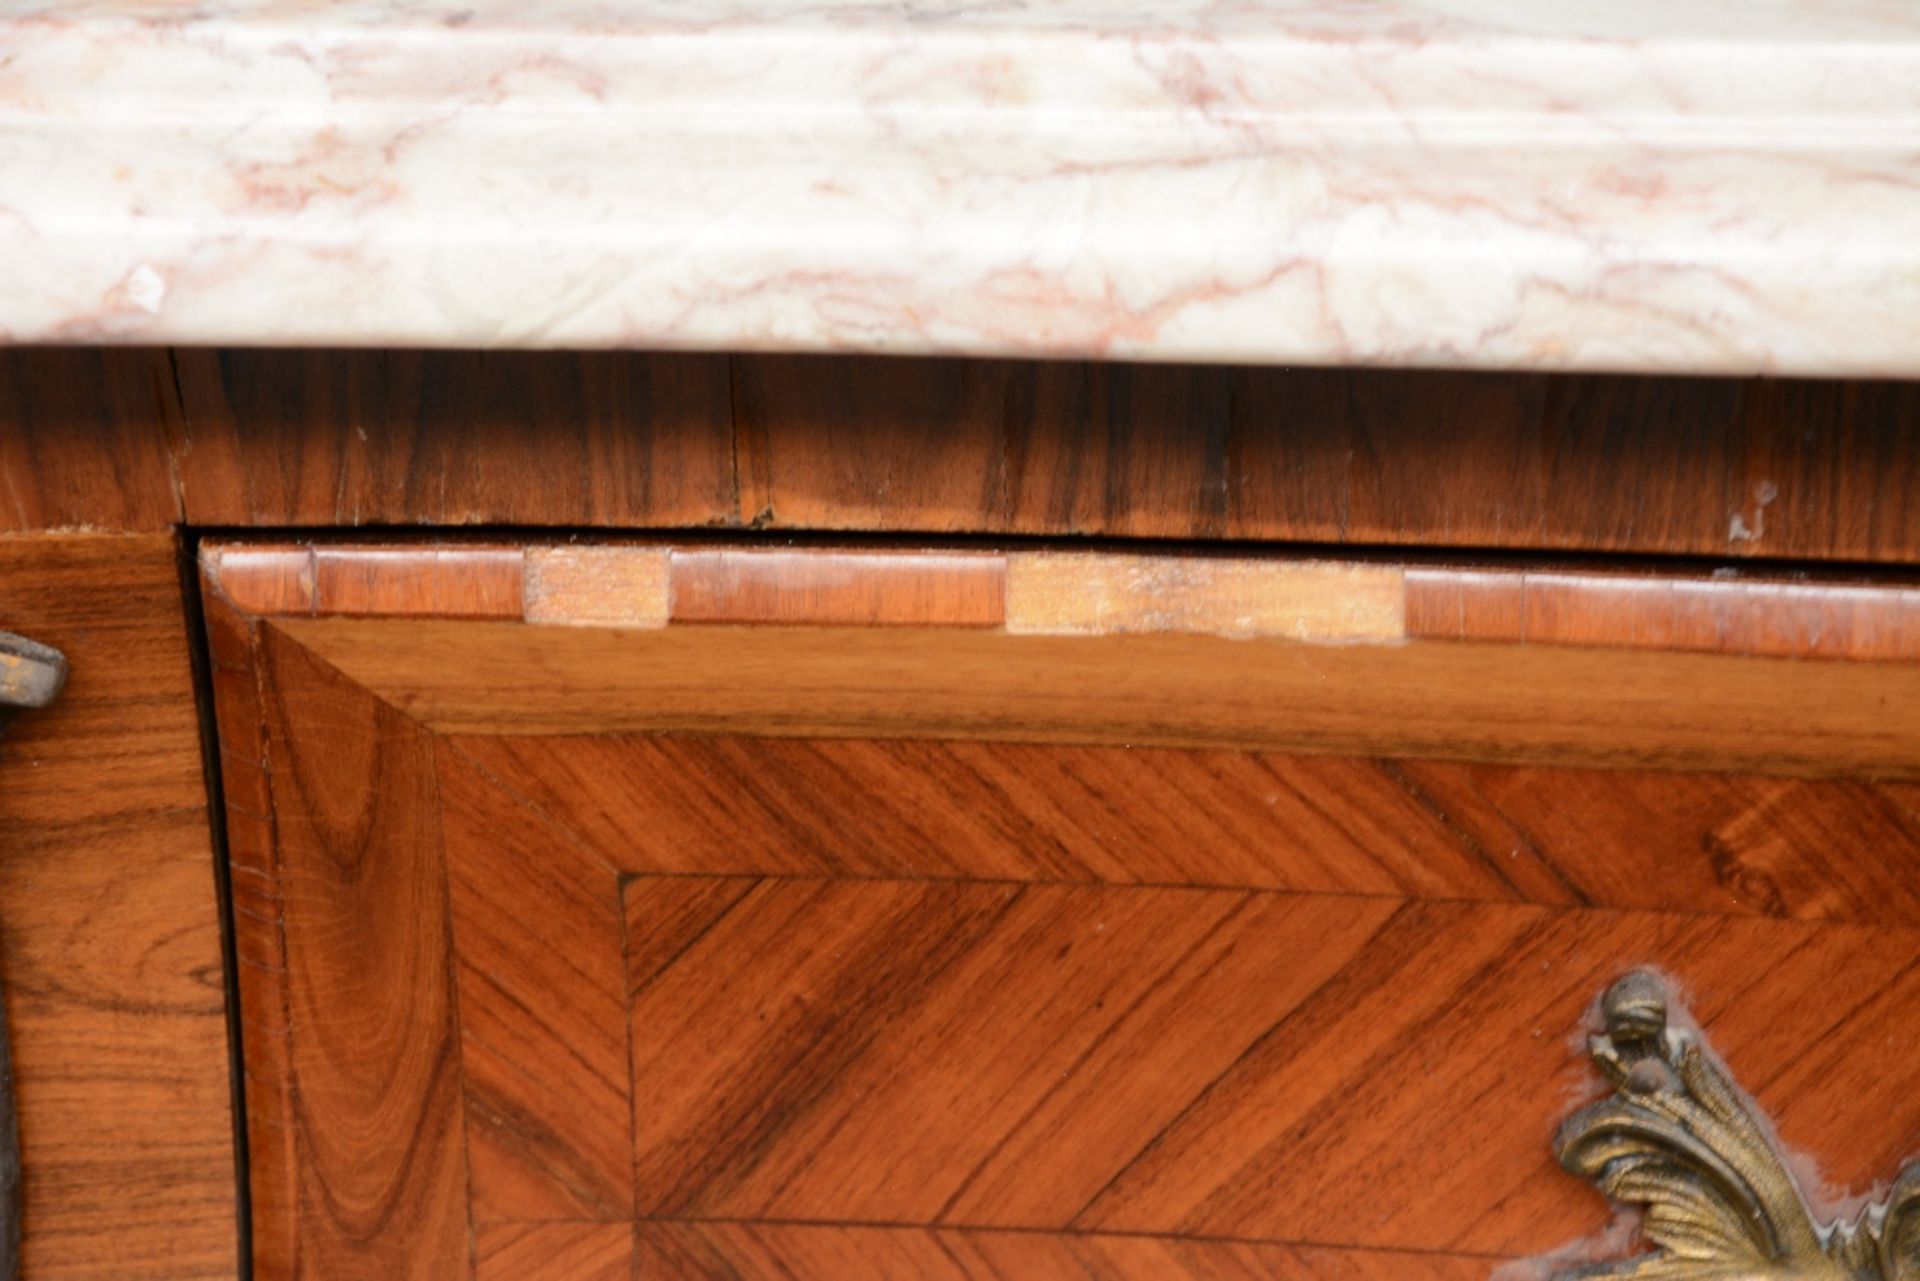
[7,350,1917,563]
[619,877,1920,1252]
[473,1223,631,1281]
[0,350,184,533]
[445,735,1920,924]
[147,349,1920,561]
[630,1225,1496,1280]
[437,748,631,1223]
[199,538,1920,1280]
[171,349,737,528]
[279,619,1920,779]
[210,621,469,1279]
[0,536,235,1278]
[738,357,1920,561]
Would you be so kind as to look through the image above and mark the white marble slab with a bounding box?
[4,1,1919,373]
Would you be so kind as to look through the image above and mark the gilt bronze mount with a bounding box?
[1552,972,1919,1280]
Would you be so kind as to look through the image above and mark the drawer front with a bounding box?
[200,541,1920,1280]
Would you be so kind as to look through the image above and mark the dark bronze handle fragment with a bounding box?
[0,632,66,732]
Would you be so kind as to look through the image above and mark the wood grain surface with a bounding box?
[619,877,1920,1253]
[273,617,1920,778]
[732,355,1021,531]
[630,1224,1497,1279]
[0,350,182,532]
[0,535,235,1278]
[442,734,1920,925]
[477,1220,1501,1281]
[437,745,632,1224]
[474,1222,631,1281]
[312,546,523,618]
[200,581,293,1274]
[202,540,1920,659]
[735,357,1920,560]
[1405,567,1920,659]
[0,346,1878,562]
[170,349,737,529]
[202,566,1920,1278]
[246,626,468,1280]
[6,339,1917,1281]
[7,347,1919,560]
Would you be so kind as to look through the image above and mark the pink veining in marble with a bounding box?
[3,0,1919,372]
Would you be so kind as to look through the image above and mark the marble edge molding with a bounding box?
[5,1,1920,374]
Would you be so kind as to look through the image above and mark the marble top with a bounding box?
[5,0,1920,374]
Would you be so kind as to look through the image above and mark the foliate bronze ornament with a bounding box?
[1554,971,1920,1281]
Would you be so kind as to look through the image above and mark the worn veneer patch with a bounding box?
[670,547,1006,627]
[523,545,670,627]
[1006,552,1406,640]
